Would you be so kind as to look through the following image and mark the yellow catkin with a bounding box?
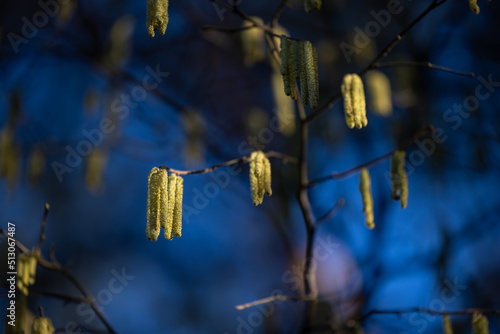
[290,41,300,81]
[341,74,355,128]
[85,149,107,193]
[249,151,271,206]
[32,317,55,334]
[303,41,319,109]
[280,35,295,98]
[263,157,272,196]
[164,173,177,240]
[359,168,374,229]
[312,46,319,109]
[391,150,408,208]
[104,16,135,71]
[304,0,322,13]
[469,0,480,14]
[287,40,298,100]
[365,70,393,116]
[472,313,489,334]
[443,314,453,334]
[146,167,161,241]
[249,151,263,206]
[271,70,296,136]
[352,74,367,128]
[17,254,37,296]
[299,41,310,105]
[0,127,20,186]
[146,0,169,37]
[241,17,266,66]
[342,74,367,129]
[27,146,45,186]
[158,169,169,230]
[173,175,183,238]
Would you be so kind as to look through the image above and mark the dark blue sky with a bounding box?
[1,0,500,333]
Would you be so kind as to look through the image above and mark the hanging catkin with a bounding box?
[303,41,319,110]
[17,254,37,296]
[32,317,55,334]
[365,70,393,116]
[469,0,480,14]
[147,168,184,241]
[359,168,375,229]
[146,167,162,241]
[304,0,322,13]
[249,151,272,206]
[341,73,367,129]
[443,314,453,334]
[241,17,266,66]
[279,35,298,100]
[164,173,177,240]
[173,175,184,238]
[146,0,169,37]
[390,150,408,208]
[471,313,489,334]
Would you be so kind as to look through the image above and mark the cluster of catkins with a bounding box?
[146,168,184,241]
[279,36,319,109]
[249,151,272,206]
[146,0,169,37]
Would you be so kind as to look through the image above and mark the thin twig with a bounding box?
[307,125,434,187]
[162,151,297,175]
[0,230,118,334]
[317,198,346,224]
[305,0,449,123]
[35,203,50,253]
[359,307,500,322]
[235,294,314,310]
[373,61,475,77]
[271,0,289,28]
[201,24,256,34]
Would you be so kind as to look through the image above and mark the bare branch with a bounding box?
[307,125,434,187]
[162,151,297,175]
[360,307,500,322]
[317,198,346,224]
[1,228,118,334]
[235,294,314,310]
[373,61,475,77]
[271,0,290,28]
[306,0,450,123]
[35,203,50,254]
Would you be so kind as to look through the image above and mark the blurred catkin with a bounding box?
[359,168,374,229]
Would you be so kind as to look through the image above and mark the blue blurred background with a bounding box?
[1,0,500,333]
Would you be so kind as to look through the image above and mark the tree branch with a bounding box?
[271,0,290,28]
[235,294,314,310]
[359,307,500,322]
[161,151,297,175]
[0,206,118,334]
[373,61,475,77]
[305,0,450,123]
[316,198,346,224]
[307,125,434,187]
